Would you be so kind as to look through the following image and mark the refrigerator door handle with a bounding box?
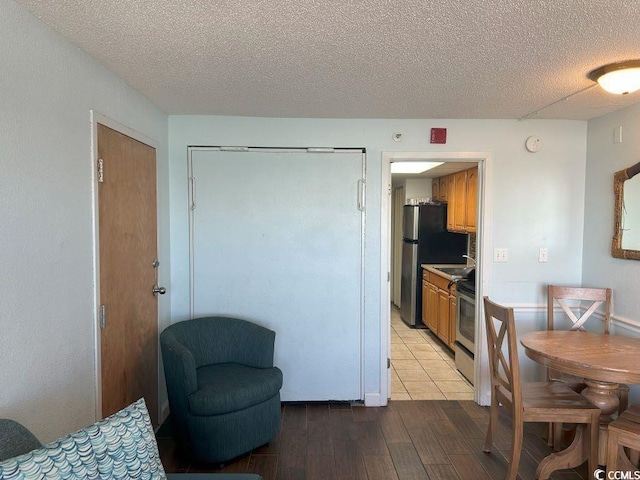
[357,179,365,211]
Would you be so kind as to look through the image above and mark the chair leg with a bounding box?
[483,399,498,453]
[588,416,598,479]
[506,424,523,480]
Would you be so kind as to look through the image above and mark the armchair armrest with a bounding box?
[160,332,198,425]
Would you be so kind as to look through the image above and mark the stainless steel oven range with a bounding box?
[454,279,475,385]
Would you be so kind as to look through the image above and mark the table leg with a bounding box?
[536,424,589,480]
[581,379,620,465]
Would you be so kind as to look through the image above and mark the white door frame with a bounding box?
[89,111,161,422]
[380,151,493,406]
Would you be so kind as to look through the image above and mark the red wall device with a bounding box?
[430,128,447,144]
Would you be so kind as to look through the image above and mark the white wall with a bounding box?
[583,103,640,403]
[404,178,432,202]
[0,1,169,442]
[169,116,588,400]
[584,104,640,325]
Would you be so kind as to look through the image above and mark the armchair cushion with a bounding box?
[190,363,283,416]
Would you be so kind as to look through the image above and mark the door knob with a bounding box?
[152,284,167,296]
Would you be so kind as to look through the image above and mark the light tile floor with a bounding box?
[390,306,474,400]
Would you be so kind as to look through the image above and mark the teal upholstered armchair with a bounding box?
[160,317,283,464]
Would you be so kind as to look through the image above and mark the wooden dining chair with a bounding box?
[606,404,640,471]
[547,285,627,449]
[483,297,600,480]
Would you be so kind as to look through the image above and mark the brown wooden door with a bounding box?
[97,124,159,427]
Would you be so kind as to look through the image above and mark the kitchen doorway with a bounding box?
[381,152,491,405]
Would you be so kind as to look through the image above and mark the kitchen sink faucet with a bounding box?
[463,254,476,267]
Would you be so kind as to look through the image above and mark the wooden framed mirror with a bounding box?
[613,161,640,260]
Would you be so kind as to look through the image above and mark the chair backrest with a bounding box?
[0,419,42,461]
[547,285,611,334]
[160,316,276,369]
[483,297,522,417]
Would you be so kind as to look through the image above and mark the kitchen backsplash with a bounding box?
[468,233,476,262]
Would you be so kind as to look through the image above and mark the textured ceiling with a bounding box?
[15,0,640,119]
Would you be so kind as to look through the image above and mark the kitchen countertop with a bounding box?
[421,264,470,282]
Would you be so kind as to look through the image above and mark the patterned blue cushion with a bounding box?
[0,398,165,479]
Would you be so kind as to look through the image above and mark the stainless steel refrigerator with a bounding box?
[400,204,468,327]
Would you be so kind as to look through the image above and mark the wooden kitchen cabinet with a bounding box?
[465,167,478,233]
[424,282,439,332]
[439,176,448,202]
[437,288,450,345]
[431,179,440,201]
[446,175,455,229]
[449,286,457,350]
[437,166,478,234]
[453,170,467,232]
[421,268,457,350]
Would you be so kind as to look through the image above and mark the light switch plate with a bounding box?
[538,247,548,263]
[494,248,508,262]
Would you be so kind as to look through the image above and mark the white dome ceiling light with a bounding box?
[589,60,640,95]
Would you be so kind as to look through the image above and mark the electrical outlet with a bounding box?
[538,247,548,263]
[494,248,508,263]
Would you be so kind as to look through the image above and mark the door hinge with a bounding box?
[387,358,391,369]
[388,184,392,196]
[189,176,196,210]
[97,158,104,183]
[357,179,366,211]
[99,304,106,329]
[388,271,391,282]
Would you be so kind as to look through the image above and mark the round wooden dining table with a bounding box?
[521,330,640,466]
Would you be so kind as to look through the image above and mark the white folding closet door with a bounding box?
[189,149,363,401]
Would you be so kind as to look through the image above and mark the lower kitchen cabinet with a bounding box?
[421,268,457,349]
[448,286,457,350]
[423,279,438,332]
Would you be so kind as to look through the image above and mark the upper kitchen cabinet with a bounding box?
[431,178,440,201]
[465,167,478,233]
[439,176,448,202]
[430,176,449,202]
[452,171,467,232]
[434,166,478,234]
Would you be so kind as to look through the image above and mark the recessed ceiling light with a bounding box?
[390,162,444,174]
[589,60,640,95]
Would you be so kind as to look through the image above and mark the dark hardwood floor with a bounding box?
[156,401,590,480]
